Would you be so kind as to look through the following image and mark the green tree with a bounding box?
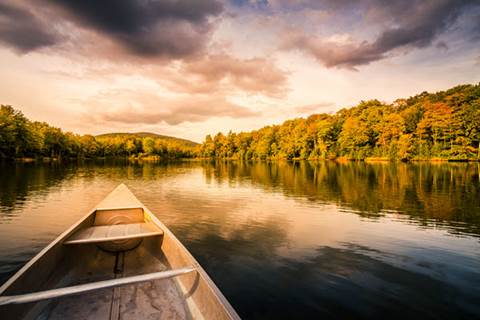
[142,137,155,155]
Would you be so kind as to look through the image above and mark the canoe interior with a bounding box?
[0,186,239,320]
[37,240,189,319]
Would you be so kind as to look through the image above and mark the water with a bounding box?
[0,160,479,319]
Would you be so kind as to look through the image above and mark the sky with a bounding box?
[0,0,479,142]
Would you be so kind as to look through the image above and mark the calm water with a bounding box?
[0,161,479,319]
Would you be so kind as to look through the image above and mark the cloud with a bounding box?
[0,1,62,53]
[163,54,289,96]
[435,41,449,51]
[279,0,479,69]
[45,0,224,58]
[82,89,258,126]
[0,0,224,58]
[282,33,380,70]
[47,52,289,98]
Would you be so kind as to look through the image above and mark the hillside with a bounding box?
[96,132,198,147]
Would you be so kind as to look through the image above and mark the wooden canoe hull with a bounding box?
[0,184,240,320]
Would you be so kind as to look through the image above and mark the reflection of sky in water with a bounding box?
[0,162,479,319]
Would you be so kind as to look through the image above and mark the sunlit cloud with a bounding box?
[81,89,258,126]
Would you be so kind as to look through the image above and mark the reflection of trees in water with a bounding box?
[0,162,75,217]
[202,161,480,234]
[2,160,479,232]
[0,160,201,216]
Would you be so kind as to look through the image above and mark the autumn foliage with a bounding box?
[200,84,480,161]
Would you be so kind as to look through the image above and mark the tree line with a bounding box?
[2,83,480,161]
[0,105,195,160]
[199,84,480,161]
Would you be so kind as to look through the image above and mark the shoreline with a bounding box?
[7,156,480,163]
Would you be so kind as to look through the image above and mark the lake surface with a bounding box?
[0,160,479,319]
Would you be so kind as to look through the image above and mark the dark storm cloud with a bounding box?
[279,0,480,69]
[47,0,224,57]
[0,0,224,57]
[0,1,61,53]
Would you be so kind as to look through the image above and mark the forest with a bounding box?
[200,84,480,161]
[1,83,480,161]
[0,106,196,160]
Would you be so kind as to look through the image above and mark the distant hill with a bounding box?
[96,132,199,147]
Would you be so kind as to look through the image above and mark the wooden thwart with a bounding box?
[0,267,195,306]
[64,222,163,245]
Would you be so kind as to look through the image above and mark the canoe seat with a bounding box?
[64,222,163,245]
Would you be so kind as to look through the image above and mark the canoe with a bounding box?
[0,184,240,319]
